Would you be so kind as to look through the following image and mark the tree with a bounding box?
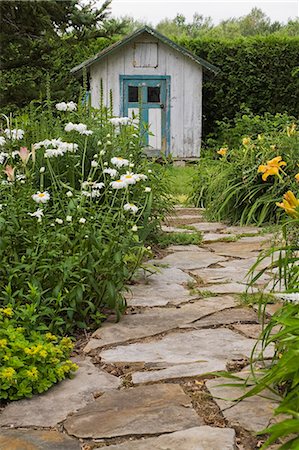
[0,0,124,110]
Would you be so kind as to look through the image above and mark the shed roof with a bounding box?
[70,26,219,75]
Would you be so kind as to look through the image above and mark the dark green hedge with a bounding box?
[179,36,299,137]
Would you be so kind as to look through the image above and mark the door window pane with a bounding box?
[128,86,138,102]
[147,86,160,103]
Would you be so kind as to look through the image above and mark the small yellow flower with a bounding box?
[242,137,251,146]
[39,349,48,358]
[26,367,39,380]
[258,156,286,181]
[287,123,296,137]
[0,339,7,348]
[60,337,73,350]
[45,333,57,341]
[0,307,13,317]
[1,367,16,380]
[217,147,227,157]
[295,173,299,182]
[276,191,299,219]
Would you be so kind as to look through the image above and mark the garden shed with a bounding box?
[71,26,219,159]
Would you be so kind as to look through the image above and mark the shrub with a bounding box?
[179,35,299,137]
[0,306,77,400]
[191,115,299,225]
[0,98,172,334]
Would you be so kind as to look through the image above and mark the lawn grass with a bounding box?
[165,164,197,204]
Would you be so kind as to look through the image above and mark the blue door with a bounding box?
[121,76,170,154]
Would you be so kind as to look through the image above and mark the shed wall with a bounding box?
[90,33,202,158]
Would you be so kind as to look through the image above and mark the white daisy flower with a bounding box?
[67,101,77,111]
[110,179,127,189]
[111,157,129,168]
[93,182,105,189]
[79,217,86,224]
[66,190,73,197]
[0,152,9,164]
[132,225,138,232]
[28,208,44,222]
[103,168,118,178]
[32,191,50,204]
[134,173,148,181]
[145,187,151,192]
[121,173,137,185]
[55,218,63,224]
[91,190,101,198]
[4,128,24,140]
[124,203,138,214]
[91,160,98,168]
[55,102,68,111]
[82,190,91,197]
[66,215,72,222]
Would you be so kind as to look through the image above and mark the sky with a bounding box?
[105,0,299,25]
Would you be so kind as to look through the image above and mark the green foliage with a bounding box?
[0,99,172,334]
[0,306,77,400]
[0,0,124,111]
[179,35,299,137]
[191,114,299,225]
[152,231,202,249]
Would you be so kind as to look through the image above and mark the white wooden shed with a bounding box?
[71,26,218,159]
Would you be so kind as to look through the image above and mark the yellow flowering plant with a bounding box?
[0,307,77,400]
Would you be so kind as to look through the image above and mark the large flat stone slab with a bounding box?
[224,225,261,235]
[190,222,226,233]
[179,307,259,329]
[190,267,249,284]
[202,233,234,243]
[201,283,259,294]
[100,328,273,384]
[85,296,237,353]
[0,430,80,450]
[161,225,195,233]
[206,372,280,432]
[0,357,120,428]
[95,426,236,449]
[64,384,201,439]
[207,236,272,259]
[154,250,226,271]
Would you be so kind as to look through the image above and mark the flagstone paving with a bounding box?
[0,207,283,450]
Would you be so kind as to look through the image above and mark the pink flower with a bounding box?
[4,165,15,182]
[19,147,31,165]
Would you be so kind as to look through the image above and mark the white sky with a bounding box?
[105,0,299,25]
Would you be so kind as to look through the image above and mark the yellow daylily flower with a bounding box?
[276,191,299,219]
[287,123,296,137]
[217,147,227,157]
[258,156,286,181]
[242,137,251,146]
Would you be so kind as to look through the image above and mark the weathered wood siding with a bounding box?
[90,32,202,158]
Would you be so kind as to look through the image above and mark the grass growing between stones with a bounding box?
[152,231,202,249]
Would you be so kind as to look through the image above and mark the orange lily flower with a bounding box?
[276,191,299,219]
[258,156,286,181]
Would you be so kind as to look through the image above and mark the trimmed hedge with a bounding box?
[179,36,299,137]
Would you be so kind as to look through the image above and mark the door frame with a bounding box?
[119,75,171,154]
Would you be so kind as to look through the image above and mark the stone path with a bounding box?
[0,207,282,450]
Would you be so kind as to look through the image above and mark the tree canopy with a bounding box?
[0,0,125,110]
